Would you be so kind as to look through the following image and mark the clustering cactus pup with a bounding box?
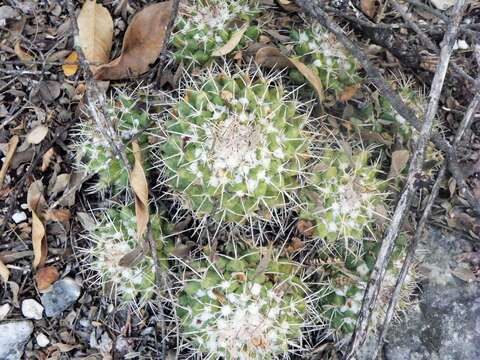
[76,95,152,194]
[159,70,313,223]
[84,206,173,306]
[318,239,416,342]
[290,25,361,101]
[175,246,320,359]
[299,148,388,247]
[172,0,261,67]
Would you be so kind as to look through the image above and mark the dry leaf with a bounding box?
[338,84,361,102]
[26,125,48,144]
[14,41,34,64]
[289,58,324,101]
[27,181,47,269]
[45,208,71,222]
[35,266,59,290]
[451,266,476,282]
[296,219,314,237]
[41,147,55,172]
[130,140,149,239]
[0,135,19,187]
[389,149,410,178]
[212,24,249,57]
[77,0,113,69]
[94,2,172,80]
[255,46,293,69]
[360,0,378,18]
[286,237,305,254]
[62,51,79,77]
[0,260,9,283]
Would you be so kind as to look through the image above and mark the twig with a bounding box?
[346,1,466,357]
[65,1,132,173]
[154,0,181,86]
[374,87,480,358]
[296,0,480,215]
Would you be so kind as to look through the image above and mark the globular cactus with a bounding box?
[175,247,317,359]
[76,95,151,194]
[318,240,416,341]
[299,148,387,245]
[159,70,311,223]
[172,0,261,67]
[84,206,173,306]
[290,25,360,100]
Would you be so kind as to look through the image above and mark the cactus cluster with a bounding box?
[77,96,151,193]
[172,0,260,66]
[299,148,387,245]
[176,247,314,359]
[160,71,311,222]
[319,240,415,340]
[85,206,172,305]
[290,25,360,100]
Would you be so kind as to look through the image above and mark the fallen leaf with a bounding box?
[430,0,455,10]
[34,266,59,290]
[289,58,324,101]
[451,265,476,282]
[62,51,79,77]
[0,135,19,187]
[286,237,305,254]
[41,147,55,172]
[255,46,293,69]
[338,84,361,102]
[14,41,34,64]
[49,173,71,195]
[389,149,410,178]
[26,125,48,144]
[360,0,378,18]
[212,24,249,57]
[296,219,314,237]
[27,181,47,269]
[44,209,71,222]
[36,81,61,103]
[130,140,149,239]
[77,0,113,69]
[94,2,172,80]
[0,259,9,283]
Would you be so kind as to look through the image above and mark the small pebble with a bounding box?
[41,278,81,317]
[21,299,44,320]
[36,333,49,347]
[0,303,11,320]
[12,211,27,223]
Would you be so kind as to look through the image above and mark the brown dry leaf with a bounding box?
[62,51,79,77]
[77,0,113,69]
[296,219,314,237]
[289,58,324,101]
[41,147,55,172]
[0,260,9,283]
[35,266,59,290]
[94,2,172,80]
[130,140,149,239]
[0,135,19,187]
[286,237,305,254]
[389,149,410,178]
[27,181,47,269]
[14,41,34,64]
[212,24,249,57]
[26,125,49,144]
[255,46,293,69]
[361,0,378,18]
[45,208,71,222]
[338,84,361,102]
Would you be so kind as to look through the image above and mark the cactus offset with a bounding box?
[160,70,311,222]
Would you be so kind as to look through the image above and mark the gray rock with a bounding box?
[359,228,480,360]
[41,278,81,317]
[0,321,34,360]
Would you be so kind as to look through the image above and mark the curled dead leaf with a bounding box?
[27,181,47,269]
[130,140,149,239]
[95,2,172,80]
[26,125,48,144]
[34,266,59,290]
[62,51,79,77]
[212,24,249,57]
[0,135,19,187]
[77,0,113,69]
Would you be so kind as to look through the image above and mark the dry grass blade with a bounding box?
[212,24,249,57]
[27,181,47,269]
[130,140,149,239]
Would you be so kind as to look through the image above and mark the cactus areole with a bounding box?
[161,73,310,222]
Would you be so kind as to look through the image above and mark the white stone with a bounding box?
[0,303,11,320]
[36,333,49,347]
[21,299,44,320]
[12,211,27,223]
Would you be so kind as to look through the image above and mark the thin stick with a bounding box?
[154,0,181,86]
[374,89,480,358]
[346,1,466,357]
